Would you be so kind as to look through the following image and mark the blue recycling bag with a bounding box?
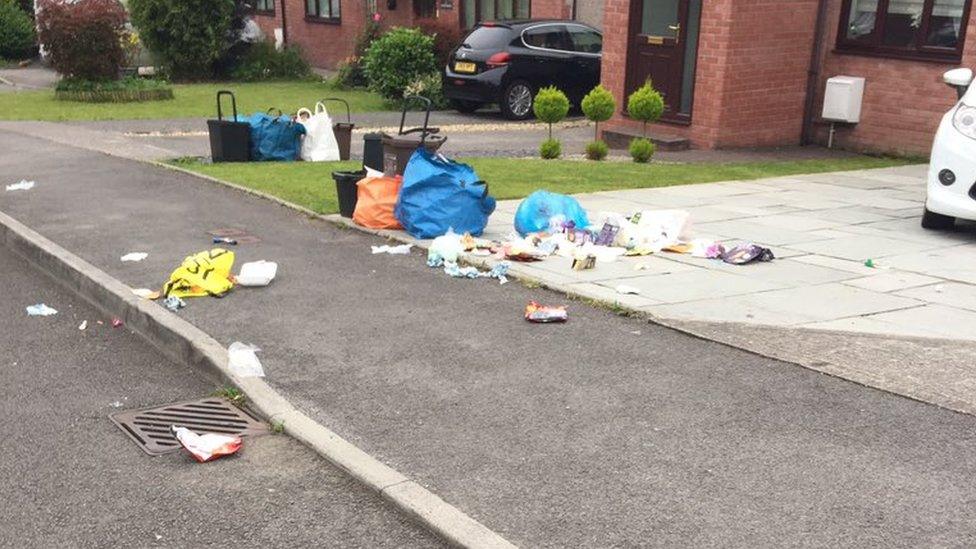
[514,190,590,235]
[248,111,306,161]
[395,148,496,239]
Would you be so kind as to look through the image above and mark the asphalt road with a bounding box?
[5,129,976,547]
[0,248,443,548]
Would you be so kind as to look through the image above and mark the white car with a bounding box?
[924,68,976,229]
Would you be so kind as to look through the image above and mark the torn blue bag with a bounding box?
[395,148,496,239]
[248,110,306,161]
[514,190,590,235]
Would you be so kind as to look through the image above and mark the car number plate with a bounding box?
[454,61,477,74]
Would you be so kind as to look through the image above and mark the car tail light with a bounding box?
[486,52,511,68]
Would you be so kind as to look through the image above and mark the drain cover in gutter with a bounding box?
[110,398,268,456]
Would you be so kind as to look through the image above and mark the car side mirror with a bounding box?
[944,68,973,99]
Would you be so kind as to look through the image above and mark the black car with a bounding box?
[442,20,602,120]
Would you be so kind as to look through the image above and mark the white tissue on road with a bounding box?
[371,244,413,255]
[228,342,265,377]
[120,252,148,262]
[26,303,58,316]
[6,180,35,191]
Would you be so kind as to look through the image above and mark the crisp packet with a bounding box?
[524,301,568,323]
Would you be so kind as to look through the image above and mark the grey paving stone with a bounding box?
[863,304,976,341]
[842,271,943,293]
[896,282,976,312]
[718,283,923,321]
[597,269,786,304]
[788,234,942,260]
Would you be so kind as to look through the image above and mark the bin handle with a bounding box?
[319,97,351,123]
[216,90,238,122]
[399,95,434,142]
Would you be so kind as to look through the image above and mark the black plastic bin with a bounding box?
[381,95,446,176]
[321,97,355,161]
[363,133,384,172]
[332,169,365,218]
[207,90,250,163]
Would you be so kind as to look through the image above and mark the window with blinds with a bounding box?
[838,0,970,60]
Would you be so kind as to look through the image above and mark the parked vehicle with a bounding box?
[924,67,976,230]
[442,20,602,120]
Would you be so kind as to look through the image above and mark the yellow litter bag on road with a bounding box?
[163,249,235,298]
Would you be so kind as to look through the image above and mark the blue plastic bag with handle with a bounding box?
[248,111,306,161]
[395,148,496,239]
[514,190,590,235]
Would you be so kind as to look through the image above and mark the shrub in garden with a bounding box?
[533,86,569,159]
[540,138,562,160]
[585,140,609,161]
[128,0,236,80]
[335,19,382,89]
[626,81,665,163]
[404,71,448,109]
[230,42,311,81]
[363,27,436,100]
[0,0,35,60]
[581,84,615,161]
[629,138,655,163]
[36,0,126,80]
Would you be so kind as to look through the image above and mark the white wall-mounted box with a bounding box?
[822,76,865,124]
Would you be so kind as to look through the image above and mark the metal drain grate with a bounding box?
[207,227,261,244]
[110,398,268,456]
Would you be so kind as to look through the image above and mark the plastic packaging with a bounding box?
[427,229,464,267]
[721,243,775,265]
[236,260,278,287]
[171,425,242,463]
[228,342,265,378]
[297,103,341,162]
[514,191,590,236]
[524,301,568,323]
[371,244,413,255]
[120,252,148,262]
[6,180,34,191]
[26,304,57,316]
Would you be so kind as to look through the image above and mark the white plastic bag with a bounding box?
[427,229,464,266]
[228,342,265,377]
[236,260,278,287]
[298,103,340,162]
[171,426,242,463]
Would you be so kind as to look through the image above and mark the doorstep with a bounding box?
[602,127,690,151]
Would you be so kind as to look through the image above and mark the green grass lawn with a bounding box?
[172,155,918,215]
[0,81,388,121]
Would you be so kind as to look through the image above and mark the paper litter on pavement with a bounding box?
[120,252,148,262]
[228,342,265,378]
[372,244,413,255]
[6,180,35,191]
[26,303,58,316]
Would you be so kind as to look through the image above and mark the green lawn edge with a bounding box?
[0,81,388,121]
[170,155,919,216]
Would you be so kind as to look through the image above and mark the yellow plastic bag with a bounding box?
[163,248,235,298]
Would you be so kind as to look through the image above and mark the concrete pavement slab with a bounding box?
[896,281,976,311]
[860,304,976,341]
[9,130,976,546]
[594,269,787,304]
[842,271,942,293]
[788,234,942,260]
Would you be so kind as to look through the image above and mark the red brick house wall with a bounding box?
[602,0,820,149]
[601,0,975,155]
[254,0,568,70]
[813,0,976,155]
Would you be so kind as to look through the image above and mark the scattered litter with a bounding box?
[721,243,774,265]
[616,284,641,295]
[371,244,413,255]
[571,254,596,271]
[634,263,650,271]
[26,303,58,316]
[163,296,185,312]
[212,237,238,245]
[525,301,568,323]
[171,425,242,463]
[690,239,725,259]
[120,252,148,262]
[163,249,235,298]
[428,230,464,267]
[236,260,278,286]
[6,180,35,191]
[109,399,125,408]
[132,288,161,300]
[630,330,642,335]
[228,342,265,378]
[442,260,510,284]
[78,320,88,331]
[514,190,590,235]
[593,222,620,247]
[111,318,124,328]
[96,320,104,325]
[488,262,510,284]
[662,243,692,254]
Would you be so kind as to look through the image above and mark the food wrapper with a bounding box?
[571,254,596,271]
[171,425,242,463]
[525,301,568,323]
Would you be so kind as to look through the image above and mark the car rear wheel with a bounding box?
[450,99,483,114]
[500,80,534,120]
[921,207,955,230]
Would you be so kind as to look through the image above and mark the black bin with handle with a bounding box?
[207,90,250,163]
[321,97,355,161]
[381,95,446,176]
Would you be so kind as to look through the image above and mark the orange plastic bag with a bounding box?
[353,175,403,230]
